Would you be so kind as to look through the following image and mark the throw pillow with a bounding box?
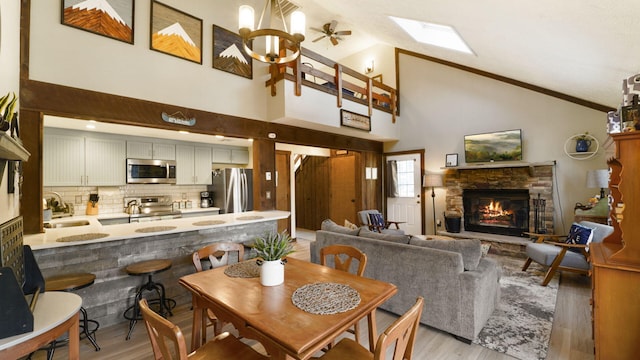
[359,228,410,244]
[565,222,595,252]
[344,219,359,230]
[321,219,360,236]
[367,212,385,228]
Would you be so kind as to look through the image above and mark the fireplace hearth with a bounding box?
[463,189,529,236]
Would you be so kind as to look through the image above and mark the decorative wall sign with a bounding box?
[62,0,134,44]
[150,1,202,64]
[161,112,196,126]
[340,109,371,131]
[213,25,252,79]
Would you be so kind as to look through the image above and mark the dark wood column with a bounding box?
[252,139,276,211]
[19,109,43,234]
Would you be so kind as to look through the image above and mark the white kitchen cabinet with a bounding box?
[212,148,232,163]
[43,133,85,186]
[44,132,126,186]
[85,137,126,186]
[176,144,212,185]
[127,141,175,160]
[231,149,250,164]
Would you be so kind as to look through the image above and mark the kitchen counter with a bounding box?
[25,209,287,250]
[28,209,290,328]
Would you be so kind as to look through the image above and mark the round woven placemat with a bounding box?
[224,260,260,278]
[192,220,226,226]
[135,226,177,233]
[292,282,361,315]
[236,215,264,220]
[56,233,110,243]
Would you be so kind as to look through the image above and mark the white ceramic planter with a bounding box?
[260,259,285,286]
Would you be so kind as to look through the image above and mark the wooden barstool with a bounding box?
[123,259,176,340]
[45,272,101,355]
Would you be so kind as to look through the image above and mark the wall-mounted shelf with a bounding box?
[0,133,30,161]
[564,133,599,160]
[440,161,556,170]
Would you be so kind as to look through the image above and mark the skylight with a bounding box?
[389,16,474,55]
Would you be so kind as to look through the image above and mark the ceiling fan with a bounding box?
[311,20,352,46]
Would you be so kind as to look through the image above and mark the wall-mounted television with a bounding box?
[464,129,522,163]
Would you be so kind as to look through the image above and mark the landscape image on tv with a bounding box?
[464,129,522,163]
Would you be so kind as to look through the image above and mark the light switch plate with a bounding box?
[266,172,271,181]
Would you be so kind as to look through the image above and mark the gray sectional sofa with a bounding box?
[310,220,501,343]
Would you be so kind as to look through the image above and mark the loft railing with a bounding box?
[265,47,397,123]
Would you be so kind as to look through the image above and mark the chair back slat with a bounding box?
[192,242,245,272]
[139,298,189,360]
[320,244,367,276]
[375,297,424,360]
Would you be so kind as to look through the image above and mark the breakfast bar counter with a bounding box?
[24,210,290,328]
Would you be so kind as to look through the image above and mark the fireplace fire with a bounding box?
[463,189,529,236]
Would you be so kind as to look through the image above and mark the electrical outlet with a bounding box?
[75,195,83,204]
[182,193,187,199]
[266,191,271,199]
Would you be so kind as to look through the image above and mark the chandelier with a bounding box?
[238,0,305,64]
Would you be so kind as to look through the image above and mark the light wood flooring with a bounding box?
[29,230,594,360]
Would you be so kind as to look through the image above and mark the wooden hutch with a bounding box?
[590,131,640,359]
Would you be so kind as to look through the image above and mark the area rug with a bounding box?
[473,255,559,360]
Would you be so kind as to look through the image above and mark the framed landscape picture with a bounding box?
[212,25,252,79]
[62,0,134,44]
[150,1,202,64]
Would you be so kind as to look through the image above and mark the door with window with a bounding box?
[385,153,423,235]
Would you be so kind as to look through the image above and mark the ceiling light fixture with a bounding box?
[239,0,305,64]
[389,16,474,55]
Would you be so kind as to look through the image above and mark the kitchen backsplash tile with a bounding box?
[44,184,207,215]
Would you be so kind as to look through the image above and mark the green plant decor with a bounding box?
[252,230,295,262]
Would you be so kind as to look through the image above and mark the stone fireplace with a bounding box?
[444,163,554,236]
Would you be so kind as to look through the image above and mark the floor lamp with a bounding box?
[424,174,443,235]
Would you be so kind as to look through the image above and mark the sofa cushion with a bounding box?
[409,238,482,271]
[344,219,359,230]
[359,228,410,244]
[321,219,360,236]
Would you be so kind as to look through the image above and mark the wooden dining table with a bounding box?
[179,257,397,359]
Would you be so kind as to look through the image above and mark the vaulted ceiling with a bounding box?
[296,0,639,110]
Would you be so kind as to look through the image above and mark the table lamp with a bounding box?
[423,173,443,234]
[586,169,609,199]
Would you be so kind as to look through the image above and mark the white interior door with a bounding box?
[386,153,422,235]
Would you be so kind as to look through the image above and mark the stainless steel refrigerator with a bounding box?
[208,168,253,213]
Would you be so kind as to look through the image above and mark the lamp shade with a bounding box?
[423,174,443,188]
[586,169,609,189]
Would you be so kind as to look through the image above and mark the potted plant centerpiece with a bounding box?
[252,230,295,286]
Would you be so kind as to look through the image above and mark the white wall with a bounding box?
[1,0,22,224]
[29,1,270,121]
[340,44,397,87]
[390,53,610,233]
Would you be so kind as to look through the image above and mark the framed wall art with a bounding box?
[62,0,134,44]
[212,25,252,79]
[150,1,202,64]
[445,153,458,167]
[340,109,371,131]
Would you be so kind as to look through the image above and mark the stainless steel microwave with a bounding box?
[126,159,177,184]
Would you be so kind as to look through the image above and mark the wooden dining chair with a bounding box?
[317,297,424,360]
[191,242,245,342]
[320,245,368,345]
[139,298,266,360]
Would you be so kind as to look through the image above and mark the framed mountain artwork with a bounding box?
[212,25,252,79]
[62,0,134,44]
[150,1,202,64]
